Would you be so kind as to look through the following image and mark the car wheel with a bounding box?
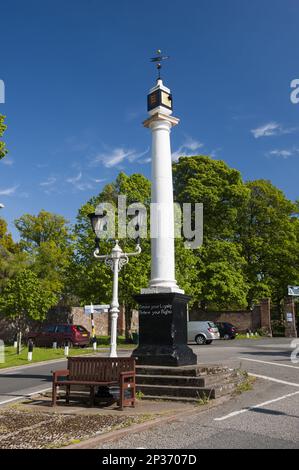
[223,334,230,340]
[195,335,206,345]
[205,340,213,345]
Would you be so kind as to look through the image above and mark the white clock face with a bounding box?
[161,91,172,108]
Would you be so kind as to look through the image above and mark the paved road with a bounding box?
[0,338,298,448]
[0,348,128,405]
[98,337,299,449]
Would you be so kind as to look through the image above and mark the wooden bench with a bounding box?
[51,357,135,410]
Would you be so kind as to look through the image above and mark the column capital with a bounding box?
[143,112,180,129]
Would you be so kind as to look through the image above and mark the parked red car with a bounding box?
[27,324,90,347]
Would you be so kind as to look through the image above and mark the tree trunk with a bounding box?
[17,329,22,355]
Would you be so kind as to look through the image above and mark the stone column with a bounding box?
[284,297,298,338]
[143,113,182,293]
[131,78,197,366]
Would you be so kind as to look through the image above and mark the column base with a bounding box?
[132,292,197,367]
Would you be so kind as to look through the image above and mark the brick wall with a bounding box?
[189,299,271,334]
[284,296,298,338]
[70,306,125,336]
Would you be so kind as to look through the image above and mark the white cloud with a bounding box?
[210,147,222,158]
[184,137,203,152]
[66,172,94,191]
[251,122,298,138]
[172,137,204,162]
[138,157,151,164]
[91,148,135,168]
[251,122,280,138]
[267,147,299,159]
[1,158,14,166]
[0,185,18,196]
[40,177,57,187]
[66,172,82,184]
[92,178,106,184]
[91,147,149,168]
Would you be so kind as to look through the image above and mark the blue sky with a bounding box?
[0,0,298,238]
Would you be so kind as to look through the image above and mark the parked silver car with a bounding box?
[187,321,220,345]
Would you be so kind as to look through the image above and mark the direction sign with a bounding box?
[288,286,299,296]
[84,305,110,314]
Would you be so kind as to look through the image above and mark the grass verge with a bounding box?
[0,346,95,369]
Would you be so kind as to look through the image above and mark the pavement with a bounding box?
[0,338,298,449]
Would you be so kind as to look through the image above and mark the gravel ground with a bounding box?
[0,408,150,449]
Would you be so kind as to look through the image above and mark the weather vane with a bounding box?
[150,49,170,80]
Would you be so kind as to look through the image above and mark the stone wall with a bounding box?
[69,306,126,336]
[0,316,15,343]
[189,299,272,334]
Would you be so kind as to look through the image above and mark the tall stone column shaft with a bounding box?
[143,113,182,293]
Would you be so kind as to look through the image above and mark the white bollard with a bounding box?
[93,338,97,351]
[64,345,69,356]
[13,341,18,349]
[27,339,33,361]
[52,341,57,349]
[246,333,250,338]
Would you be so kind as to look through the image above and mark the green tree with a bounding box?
[238,179,299,308]
[0,218,18,253]
[0,269,57,352]
[0,115,8,160]
[0,218,27,293]
[15,210,73,295]
[70,173,151,339]
[173,155,249,240]
[15,210,71,251]
[195,240,248,309]
[173,155,249,309]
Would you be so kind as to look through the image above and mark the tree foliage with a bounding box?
[0,269,57,332]
[238,179,299,306]
[173,156,249,308]
[0,115,8,160]
[14,210,73,295]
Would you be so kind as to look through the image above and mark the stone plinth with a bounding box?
[132,292,197,366]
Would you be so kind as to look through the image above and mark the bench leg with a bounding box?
[52,383,57,406]
[119,383,125,411]
[66,385,70,405]
[119,378,135,410]
[89,386,95,407]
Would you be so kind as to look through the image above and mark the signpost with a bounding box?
[84,305,110,314]
[288,286,299,296]
[84,304,110,351]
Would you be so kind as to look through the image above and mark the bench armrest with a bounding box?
[52,369,69,381]
[120,370,135,379]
